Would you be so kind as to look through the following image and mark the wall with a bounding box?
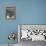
[16,0,46,24]
[0,0,46,44]
[0,0,17,44]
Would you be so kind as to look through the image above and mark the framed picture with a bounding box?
[18,24,46,41]
[5,6,16,20]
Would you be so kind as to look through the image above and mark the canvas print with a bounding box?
[6,6,16,20]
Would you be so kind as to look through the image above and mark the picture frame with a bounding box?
[5,6,16,20]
